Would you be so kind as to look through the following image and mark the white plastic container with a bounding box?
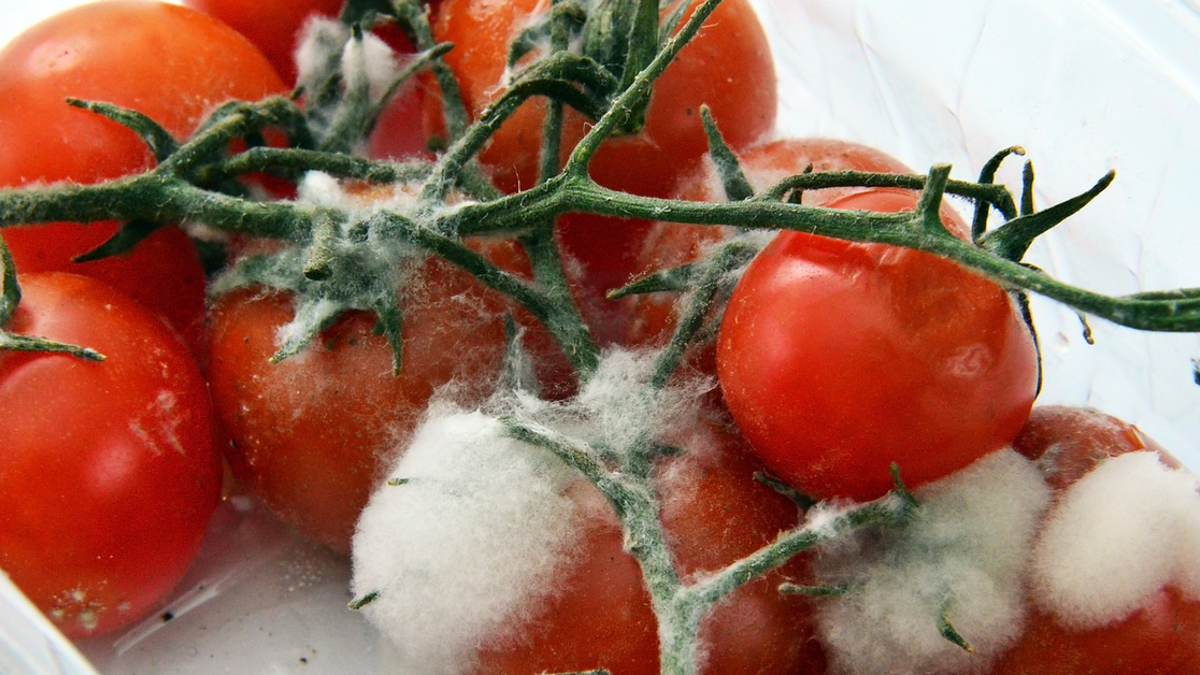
[2,0,1199,673]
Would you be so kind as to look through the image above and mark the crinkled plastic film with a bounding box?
[3,0,1200,673]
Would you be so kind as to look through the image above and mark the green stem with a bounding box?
[388,0,469,140]
[690,493,915,609]
[208,147,430,184]
[562,0,723,177]
[375,211,599,377]
[649,240,756,389]
[421,64,605,204]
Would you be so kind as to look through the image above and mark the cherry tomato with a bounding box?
[627,138,918,367]
[717,188,1039,502]
[206,247,510,553]
[990,406,1200,675]
[471,416,825,674]
[0,0,286,349]
[428,0,777,328]
[0,273,221,638]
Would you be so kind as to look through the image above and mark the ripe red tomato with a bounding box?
[206,248,510,553]
[627,138,917,363]
[0,273,221,638]
[428,0,776,330]
[0,0,286,349]
[470,417,825,674]
[717,188,1039,502]
[990,406,1200,675]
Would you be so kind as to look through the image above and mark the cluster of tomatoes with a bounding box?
[0,0,1196,673]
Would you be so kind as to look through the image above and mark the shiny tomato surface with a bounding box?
[0,273,221,638]
[717,189,1039,502]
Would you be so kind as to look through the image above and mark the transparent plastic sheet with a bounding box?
[2,0,1200,673]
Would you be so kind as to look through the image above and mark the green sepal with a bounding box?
[0,238,103,361]
[348,590,380,611]
[66,98,180,162]
[270,295,345,364]
[753,471,817,510]
[72,220,163,263]
[700,105,754,202]
[970,145,1025,240]
[618,0,662,93]
[978,170,1115,262]
[778,582,854,597]
[607,262,699,299]
[340,0,392,25]
[938,598,974,653]
[582,0,636,78]
[371,291,406,376]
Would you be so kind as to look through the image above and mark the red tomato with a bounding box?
[0,273,221,638]
[990,406,1200,675]
[428,0,777,331]
[627,138,918,367]
[0,1,286,349]
[717,188,1039,502]
[471,417,825,674]
[206,247,509,553]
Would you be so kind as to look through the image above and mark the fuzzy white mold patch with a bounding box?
[341,30,399,102]
[297,171,350,208]
[811,449,1051,675]
[294,17,350,93]
[571,349,711,456]
[350,405,583,675]
[1030,450,1200,628]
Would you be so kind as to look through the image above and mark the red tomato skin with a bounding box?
[991,406,1200,675]
[0,1,286,349]
[1012,405,1179,489]
[430,0,776,193]
[205,253,508,553]
[0,273,221,639]
[988,587,1200,675]
[717,189,1039,502]
[471,418,825,675]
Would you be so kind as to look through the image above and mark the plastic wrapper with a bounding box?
[2,0,1200,672]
